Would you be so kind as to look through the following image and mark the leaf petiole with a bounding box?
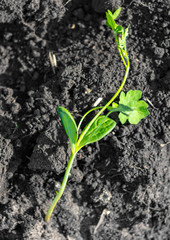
[77,106,103,133]
[76,65,129,147]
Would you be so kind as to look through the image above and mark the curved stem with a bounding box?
[77,65,129,147]
[45,152,77,222]
[77,106,103,133]
[76,31,130,148]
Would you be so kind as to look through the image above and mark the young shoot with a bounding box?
[45,7,149,222]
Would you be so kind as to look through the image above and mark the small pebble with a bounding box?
[34,109,40,115]
[154,47,165,58]
[165,98,170,108]
[11,103,21,114]
[4,32,13,41]
[32,50,41,58]
[41,40,47,47]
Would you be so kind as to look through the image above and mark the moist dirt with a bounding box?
[0,0,170,239]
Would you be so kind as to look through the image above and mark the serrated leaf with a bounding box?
[118,90,150,124]
[57,106,78,152]
[112,7,122,20]
[78,116,116,148]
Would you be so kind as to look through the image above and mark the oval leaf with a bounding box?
[106,11,117,30]
[78,116,116,149]
[57,106,78,152]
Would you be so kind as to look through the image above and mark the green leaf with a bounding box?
[106,11,117,30]
[112,7,122,20]
[118,90,150,124]
[78,116,116,148]
[106,8,121,31]
[116,25,124,34]
[57,106,78,152]
[112,102,118,108]
[125,27,129,37]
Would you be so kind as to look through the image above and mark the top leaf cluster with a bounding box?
[106,8,129,50]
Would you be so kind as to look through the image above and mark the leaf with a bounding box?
[106,11,117,30]
[78,116,116,148]
[112,7,122,20]
[125,27,129,37]
[57,106,78,152]
[116,25,124,34]
[106,8,121,30]
[118,90,150,124]
[112,102,118,108]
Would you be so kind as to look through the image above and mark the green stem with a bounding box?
[77,106,103,132]
[114,33,127,68]
[45,152,77,222]
[76,32,130,148]
[77,65,129,148]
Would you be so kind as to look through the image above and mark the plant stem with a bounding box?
[114,33,127,68]
[77,106,103,132]
[77,64,129,148]
[76,31,130,149]
[45,152,77,222]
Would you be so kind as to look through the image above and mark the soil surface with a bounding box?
[0,0,170,239]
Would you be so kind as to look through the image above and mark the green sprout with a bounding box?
[45,7,149,222]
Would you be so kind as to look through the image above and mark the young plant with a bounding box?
[45,7,149,222]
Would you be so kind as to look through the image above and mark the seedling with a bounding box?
[45,7,149,222]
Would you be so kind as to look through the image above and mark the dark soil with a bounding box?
[0,0,170,239]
